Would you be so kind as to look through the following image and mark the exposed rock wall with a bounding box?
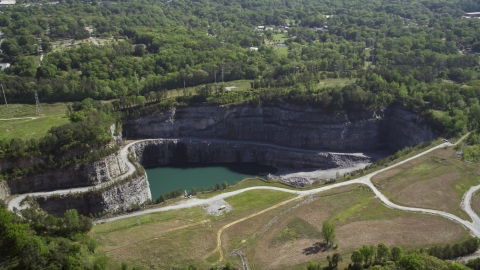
[123,103,437,151]
[35,173,151,217]
[132,138,372,170]
[6,152,128,195]
[0,180,9,201]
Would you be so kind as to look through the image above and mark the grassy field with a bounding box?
[371,146,480,221]
[0,103,70,140]
[273,33,289,43]
[276,46,289,56]
[246,186,470,270]
[163,79,253,98]
[93,181,472,269]
[318,78,355,89]
[92,189,296,269]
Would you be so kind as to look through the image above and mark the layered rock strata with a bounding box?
[35,173,151,217]
[132,138,372,170]
[123,103,437,151]
[2,152,128,198]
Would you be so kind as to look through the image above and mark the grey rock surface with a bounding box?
[132,138,373,170]
[35,173,151,217]
[5,152,128,195]
[123,103,437,151]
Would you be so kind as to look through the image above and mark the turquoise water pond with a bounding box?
[146,163,277,200]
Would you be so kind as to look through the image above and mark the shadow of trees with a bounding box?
[303,242,330,255]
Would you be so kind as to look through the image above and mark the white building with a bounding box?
[0,63,11,70]
[0,0,15,5]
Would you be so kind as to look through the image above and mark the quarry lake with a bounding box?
[146,163,278,199]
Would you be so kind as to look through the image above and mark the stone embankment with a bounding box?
[123,103,436,151]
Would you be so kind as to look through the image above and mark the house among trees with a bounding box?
[255,26,265,31]
[0,63,11,71]
[463,12,480,19]
[0,0,15,5]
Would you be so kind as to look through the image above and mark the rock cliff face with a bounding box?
[123,103,437,151]
[132,138,372,170]
[4,152,128,196]
[35,173,151,217]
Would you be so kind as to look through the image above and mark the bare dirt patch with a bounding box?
[371,147,480,221]
[107,225,216,269]
[390,172,462,213]
[203,199,233,216]
[371,147,454,184]
[248,188,469,270]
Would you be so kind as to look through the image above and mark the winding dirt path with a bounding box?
[0,117,38,121]
[203,196,302,262]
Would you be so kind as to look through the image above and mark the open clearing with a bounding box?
[247,186,470,270]
[318,78,355,89]
[92,189,295,269]
[372,147,480,221]
[273,33,289,43]
[0,103,70,140]
[276,46,289,56]
[92,180,471,269]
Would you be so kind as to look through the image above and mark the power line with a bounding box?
[1,84,7,108]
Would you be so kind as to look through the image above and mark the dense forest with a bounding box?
[0,199,115,269]
[1,0,480,174]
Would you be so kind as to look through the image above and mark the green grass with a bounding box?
[270,217,321,247]
[276,46,289,56]
[273,33,289,43]
[224,189,295,212]
[26,55,41,67]
[223,79,253,91]
[329,196,372,223]
[93,207,208,234]
[164,79,253,98]
[0,103,71,140]
[318,78,355,89]
[196,178,297,199]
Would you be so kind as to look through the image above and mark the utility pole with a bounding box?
[214,70,217,84]
[35,91,43,115]
[1,84,7,108]
[372,41,376,66]
[221,66,224,84]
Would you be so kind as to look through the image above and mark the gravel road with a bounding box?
[8,136,480,239]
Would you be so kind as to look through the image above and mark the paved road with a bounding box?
[8,135,480,239]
